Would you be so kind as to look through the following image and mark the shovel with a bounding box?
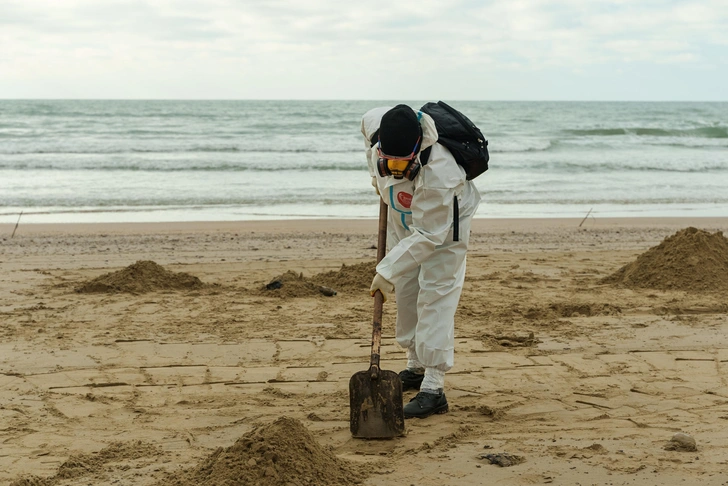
[349,199,405,439]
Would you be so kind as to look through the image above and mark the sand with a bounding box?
[601,227,728,292]
[2,217,728,485]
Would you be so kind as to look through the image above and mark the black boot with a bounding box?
[403,391,449,419]
[399,369,424,391]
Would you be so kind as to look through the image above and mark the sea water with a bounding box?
[1,100,726,224]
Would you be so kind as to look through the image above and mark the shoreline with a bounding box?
[2,216,727,237]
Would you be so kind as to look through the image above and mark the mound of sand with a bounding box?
[262,261,376,298]
[315,261,377,291]
[601,227,728,291]
[262,271,327,298]
[157,416,367,486]
[10,441,162,485]
[76,260,204,294]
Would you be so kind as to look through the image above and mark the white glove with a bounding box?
[371,176,380,196]
[370,273,394,303]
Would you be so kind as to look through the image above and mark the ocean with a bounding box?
[1,100,726,224]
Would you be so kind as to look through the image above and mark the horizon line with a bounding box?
[1,98,726,103]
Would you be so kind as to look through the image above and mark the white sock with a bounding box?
[421,367,445,393]
[406,346,424,372]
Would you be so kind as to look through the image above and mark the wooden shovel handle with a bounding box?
[370,199,388,377]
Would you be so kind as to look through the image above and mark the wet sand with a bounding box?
[2,217,728,485]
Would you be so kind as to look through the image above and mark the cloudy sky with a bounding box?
[2,0,726,100]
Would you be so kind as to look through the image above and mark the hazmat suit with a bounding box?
[361,106,481,394]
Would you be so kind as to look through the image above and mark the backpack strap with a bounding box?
[453,195,459,242]
[369,129,380,148]
[420,146,432,166]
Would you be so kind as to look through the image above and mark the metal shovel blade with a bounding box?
[349,368,405,439]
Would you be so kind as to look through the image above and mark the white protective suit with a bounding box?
[361,106,481,389]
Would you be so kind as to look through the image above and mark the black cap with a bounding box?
[379,104,420,157]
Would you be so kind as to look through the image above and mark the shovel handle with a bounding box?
[370,199,388,378]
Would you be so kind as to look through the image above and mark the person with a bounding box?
[361,104,481,419]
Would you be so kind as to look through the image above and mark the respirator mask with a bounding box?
[376,136,422,181]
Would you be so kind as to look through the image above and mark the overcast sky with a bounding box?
[1,0,726,100]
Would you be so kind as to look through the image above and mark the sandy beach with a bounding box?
[2,216,728,485]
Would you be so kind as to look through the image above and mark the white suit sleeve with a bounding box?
[361,118,377,177]
[376,184,456,283]
[361,107,391,178]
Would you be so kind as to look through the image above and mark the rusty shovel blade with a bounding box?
[349,368,405,439]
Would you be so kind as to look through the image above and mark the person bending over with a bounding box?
[361,104,481,418]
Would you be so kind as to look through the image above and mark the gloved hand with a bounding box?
[371,176,380,196]
[370,273,394,303]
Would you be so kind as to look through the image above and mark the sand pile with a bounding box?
[601,227,728,291]
[76,260,204,294]
[156,416,367,486]
[263,271,329,298]
[263,261,376,298]
[10,441,162,485]
[315,261,376,291]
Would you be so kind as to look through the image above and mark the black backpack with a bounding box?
[419,101,489,180]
